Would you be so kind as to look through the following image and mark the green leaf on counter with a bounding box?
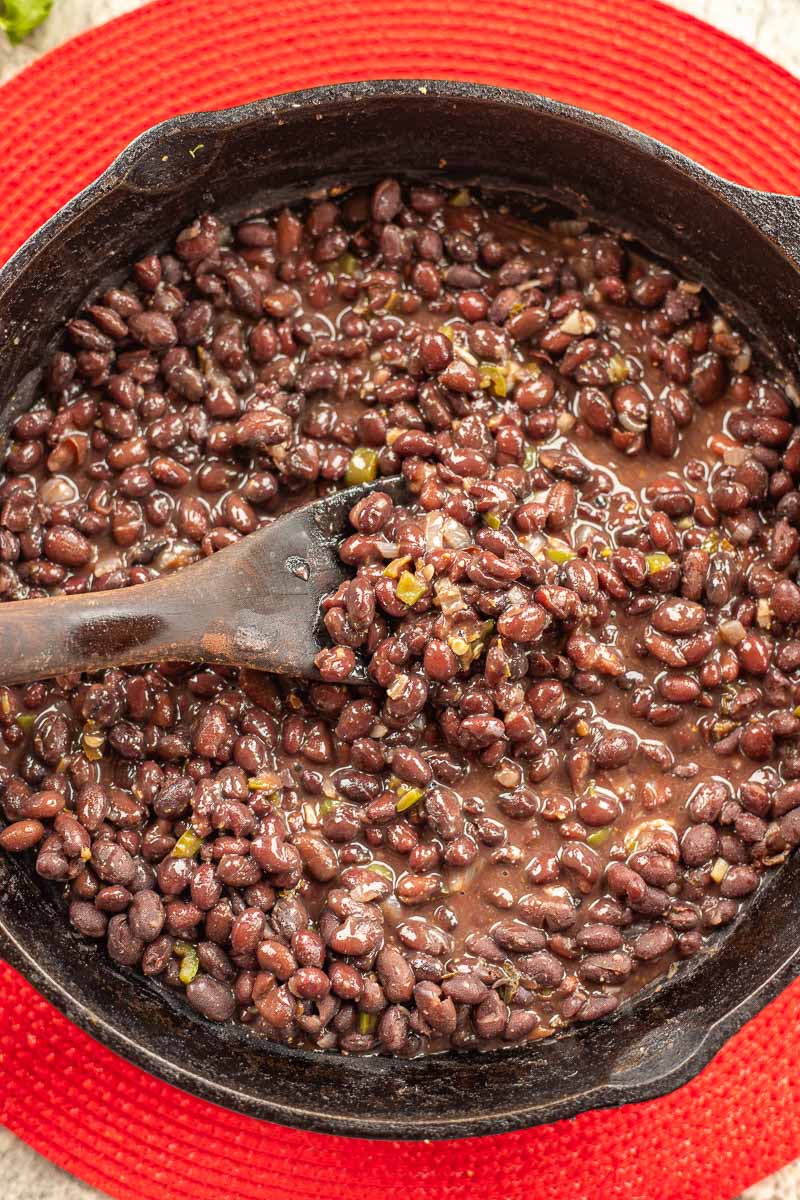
[0,0,54,45]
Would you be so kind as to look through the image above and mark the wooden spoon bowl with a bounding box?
[0,478,405,685]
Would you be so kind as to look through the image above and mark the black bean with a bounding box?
[186,975,237,1021]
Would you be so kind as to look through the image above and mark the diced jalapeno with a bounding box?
[397,571,427,606]
[345,447,379,486]
[337,251,360,276]
[479,363,507,397]
[171,828,202,859]
[395,787,424,812]
[358,1011,378,1034]
[645,552,672,574]
[544,547,576,564]
[606,353,628,383]
[175,941,199,985]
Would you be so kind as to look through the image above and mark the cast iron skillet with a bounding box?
[1,80,800,1141]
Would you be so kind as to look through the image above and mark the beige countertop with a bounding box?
[1,1,798,1197]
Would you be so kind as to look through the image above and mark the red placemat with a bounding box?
[1,2,800,1198]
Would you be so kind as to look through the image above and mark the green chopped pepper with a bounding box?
[395,786,424,812]
[336,251,360,276]
[645,552,672,574]
[171,828,203,859]
[544,546,576,564]
[175,941,199,985]
[396,570,427,606]
[345,447,379,486]
[479,363,508,397]
[523,445,538,471]
[606,353,629,384]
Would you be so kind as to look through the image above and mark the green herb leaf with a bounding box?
[0,0,53,44]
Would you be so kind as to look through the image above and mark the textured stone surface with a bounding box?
[0,1,797,1197]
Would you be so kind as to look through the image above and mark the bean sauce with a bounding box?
[1,179,799,1056]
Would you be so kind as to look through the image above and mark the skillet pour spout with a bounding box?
[0,80,799,1139]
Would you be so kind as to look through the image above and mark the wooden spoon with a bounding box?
[0,478,405,685]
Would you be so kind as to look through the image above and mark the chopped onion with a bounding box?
[559,309,597,336]
[548,219,589,236]
[434,577,467,616]
[719,618,747,645]
[494,761,521,788]
[302,802,320,828]
[504,584,530,607]
[518,532,546,555]
[39,475,79,506]
[723,445,749,467]
[375,539,399,558]
[446,860,482,895]
[386,673,409,700]
[732,343,752,373]
[93,551,123,576]
[154,541,199,573]
[424,512,444,551]
[453,342,479,367]
[442,517,471,549]
[624,817,677,855]
[757,598,773,630]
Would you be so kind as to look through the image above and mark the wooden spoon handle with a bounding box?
[0,571,217,684]
[0,479,403,685]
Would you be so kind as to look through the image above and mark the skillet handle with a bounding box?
[720,184,800,271]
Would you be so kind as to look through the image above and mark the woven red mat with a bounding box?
[1,2,800,1198]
